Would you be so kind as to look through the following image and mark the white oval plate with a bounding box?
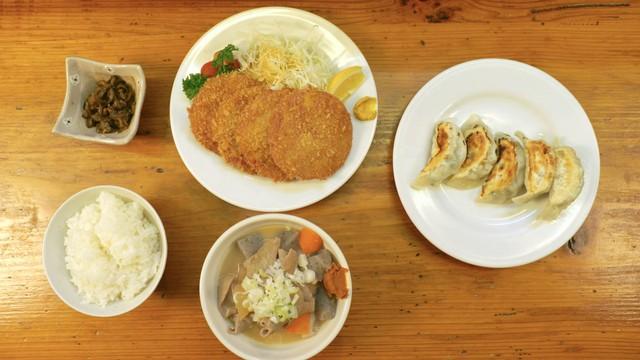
[393,59,600,268]
[170,7,377,212]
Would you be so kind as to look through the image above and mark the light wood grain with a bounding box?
[1,0,639,359]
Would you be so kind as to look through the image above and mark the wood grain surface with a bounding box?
[1,0,639,359]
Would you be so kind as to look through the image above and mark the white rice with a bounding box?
[64,191,161,307]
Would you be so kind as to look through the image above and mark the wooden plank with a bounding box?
[1,0,639,358]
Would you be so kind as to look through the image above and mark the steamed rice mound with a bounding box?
[64,191,161,307]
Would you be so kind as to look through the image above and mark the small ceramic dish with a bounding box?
[53,57,146,145]
[43,185,167,317]
[200,214,352,360]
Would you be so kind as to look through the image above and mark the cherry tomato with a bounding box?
[200,61,217,78]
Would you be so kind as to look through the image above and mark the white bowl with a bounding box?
[199,214,352,360]
[53,57,146,145]
[43,185,168,317]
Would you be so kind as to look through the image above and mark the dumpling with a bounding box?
[477,133,525,203]
[512,132,556,204]
[448,115,497,187]
[549,146,584,208]
[412,120,466,189]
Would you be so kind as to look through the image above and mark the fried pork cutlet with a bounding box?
[214,85,269,173]
[188,73,261,153]
[268,89,352,180]
[233,90,291,181]
[188,73,353,181]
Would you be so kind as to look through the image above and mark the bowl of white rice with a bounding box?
[43,185,167,317]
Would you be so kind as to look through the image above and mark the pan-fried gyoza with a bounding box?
[411,115,586,219]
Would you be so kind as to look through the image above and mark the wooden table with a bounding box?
[2,1,639,358]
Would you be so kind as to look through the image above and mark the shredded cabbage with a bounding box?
[239,33,335,90]
[236,258,316,324]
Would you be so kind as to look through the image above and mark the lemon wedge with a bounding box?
[327,66,366,101]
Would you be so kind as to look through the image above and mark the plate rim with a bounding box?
[169,6,377,212]
[393,58,600,268]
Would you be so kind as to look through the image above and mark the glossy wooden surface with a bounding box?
[1,1,639,358]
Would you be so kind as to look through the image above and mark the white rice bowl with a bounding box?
[64,191,161,306]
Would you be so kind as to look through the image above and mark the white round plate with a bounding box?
[393,59,600,268]
[170,7,377,212]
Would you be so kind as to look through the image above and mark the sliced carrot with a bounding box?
[285,313,312,335]
[299,227,323,254]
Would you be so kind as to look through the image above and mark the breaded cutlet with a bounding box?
[268,89,352,180]
[233,90,291,181]
[188,73,353,182]
[188,73,261,153]
[214,85,269,174]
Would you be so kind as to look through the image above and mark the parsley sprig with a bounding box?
[212,44,239,75]
[182,73,207,100]
[182,44,239,100]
